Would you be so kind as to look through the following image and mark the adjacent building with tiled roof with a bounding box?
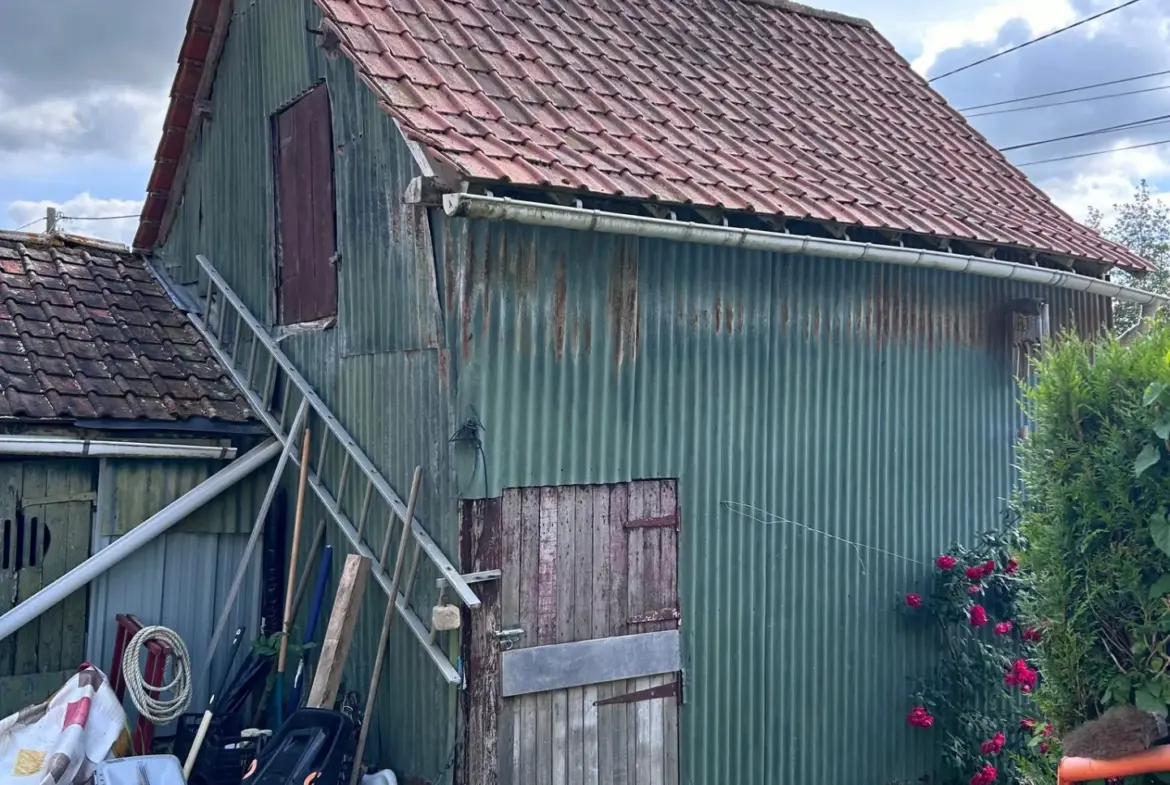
[0,231,251,424]
[128,0,1162,783]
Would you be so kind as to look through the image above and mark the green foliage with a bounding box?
[1017,320,1170,782]
[901,528,1056,785]
[1086,180,1170,334]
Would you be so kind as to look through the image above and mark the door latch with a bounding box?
[493,628,524,651]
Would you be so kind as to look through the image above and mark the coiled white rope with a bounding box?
[121,625,193,726]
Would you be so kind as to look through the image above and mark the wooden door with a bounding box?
[0,461,94,716]
[461,480,681,785]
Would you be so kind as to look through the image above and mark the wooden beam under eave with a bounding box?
[156,0,234,249]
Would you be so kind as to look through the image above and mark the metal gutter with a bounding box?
[0,438,280,642]
[443,193,1168,308]
[0,435,237,460]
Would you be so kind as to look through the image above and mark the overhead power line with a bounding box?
[957,67,1170,111]
[61,213,140,221]
[14,217,44,232]
[929,0,1147,83]
[966,83,1170,117]
[999,112,1170,152]
[1016,137,1170,166]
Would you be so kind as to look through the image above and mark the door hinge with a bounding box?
[594,680,680,707]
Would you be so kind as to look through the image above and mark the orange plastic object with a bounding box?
[1059,745,1170,783]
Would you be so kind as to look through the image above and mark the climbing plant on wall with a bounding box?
[900,526,1056,785]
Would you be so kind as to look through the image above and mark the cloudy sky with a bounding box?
[1,0,1168,245]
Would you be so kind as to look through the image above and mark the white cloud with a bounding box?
[911,0,1075,76]
[1031,143,1170,223]
[5,193,142,246]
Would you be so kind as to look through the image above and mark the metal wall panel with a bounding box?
[154,0,458,775]
[437,214,1111,785]
[105,457,267,535]
[86,456,265,718]
[85,527,261,735]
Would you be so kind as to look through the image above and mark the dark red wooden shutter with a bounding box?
[274,84,336,325]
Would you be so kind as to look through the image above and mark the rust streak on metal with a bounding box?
[552,257,567,361]
[608,239,640,369]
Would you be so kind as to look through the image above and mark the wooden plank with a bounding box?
[0,463,21,677]
[608,484,628,639]
[553,488,573,785]
[626,484,644,642]
[649,674,665,785]
[663,675,679,785]
[61,466,92,671]
[567,685,584,785]
[500,630,681,697]
[537,488,558,646]
[306,554,370,709]
[634,676,651,785]
[536,488,557,785]
[518,489,540,784]
[584,683,599,785]
[537,690,552,785]
[613,678,630,785]
[15,464,45,677]
[0,668,76,719]
[33,467,63,673]
[461,499,502,785]
[588,486,609,785]
[500,489,522,785]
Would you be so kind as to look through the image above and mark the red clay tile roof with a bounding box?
[136,0,1152,273]
[0,232,253,423]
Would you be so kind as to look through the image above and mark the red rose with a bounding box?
[970,763,998,785]
[907,706,934,728]
[1020,717,1037,730]
[965,565,984,581]
[969,604,988,626]
[1038,742,1048,754]
[981,560,996,577]
[994,621,1013,635]
[1042,723,1053,737]
[1004,558,1019,575]
[967,585,981,594]
[1023,627,1043,643]
[905,594,922,608]
[980,731,1006,754]
[1005,659,1037,691]
[936,554,957,570]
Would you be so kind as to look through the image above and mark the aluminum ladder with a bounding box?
[180,253,477,684]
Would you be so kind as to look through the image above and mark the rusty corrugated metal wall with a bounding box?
[151,0,1117,781]
[155,0,458,777]
[434,214,1110,785]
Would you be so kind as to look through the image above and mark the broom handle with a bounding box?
[348,467,422,785]
[279,429,312,674]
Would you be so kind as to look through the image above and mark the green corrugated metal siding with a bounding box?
[105,458,267,535]
[154,0,457,776]
[436,215,1110,784]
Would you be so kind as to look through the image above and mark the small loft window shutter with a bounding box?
[274,83,337,326]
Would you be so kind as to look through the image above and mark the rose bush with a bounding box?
[900,527,1057,784]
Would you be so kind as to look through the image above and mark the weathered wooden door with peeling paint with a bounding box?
[461,480,681,785]
[0,461,94,716]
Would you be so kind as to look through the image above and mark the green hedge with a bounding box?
[1019,319,1170,763]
